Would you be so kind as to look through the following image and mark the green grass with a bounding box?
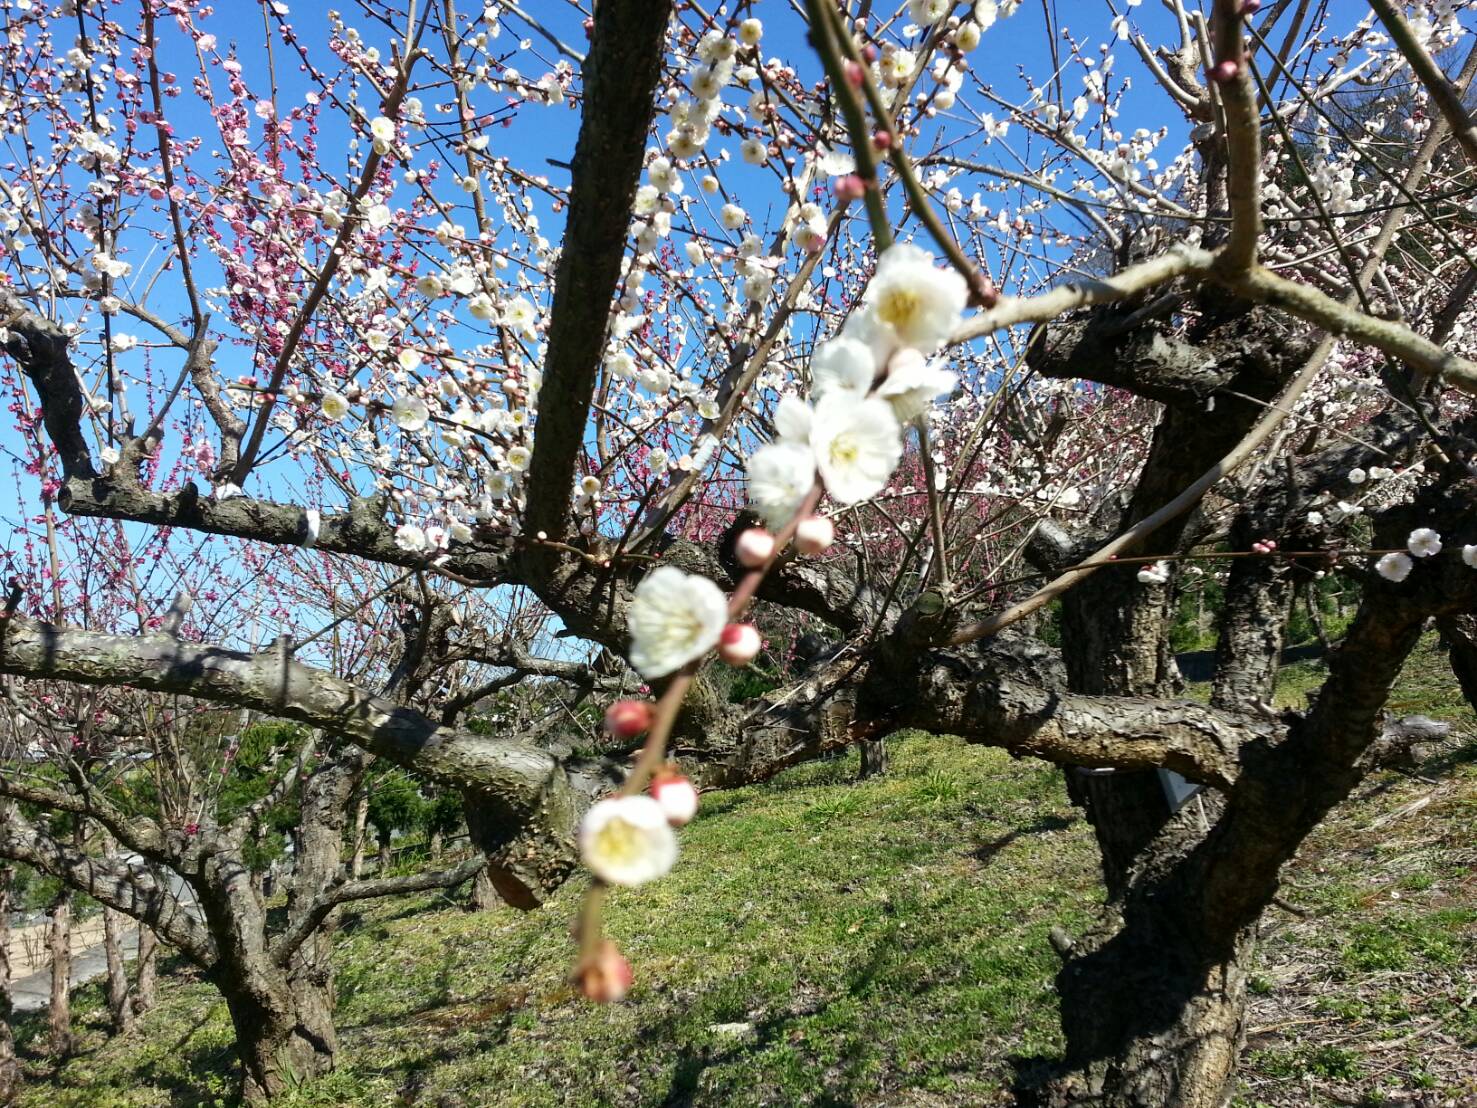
[17,736,1100,1107]
[13,637,1476,1108]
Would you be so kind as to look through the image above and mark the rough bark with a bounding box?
[47,892,71,1057]
[0,862,17,1106]
[521,0,675,541]
[133,927,158,1018]
[102,906,133,1034]
[198,858,336,1103]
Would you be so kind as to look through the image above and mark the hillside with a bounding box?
[10,641,1475,1108]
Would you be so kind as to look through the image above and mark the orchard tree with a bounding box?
[5,0,1477,1105]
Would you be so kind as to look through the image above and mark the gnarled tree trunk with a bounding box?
[46,891,71,1058]
[102,906,133,1034]
[132,927,157,1019]
[0,862,17,1105]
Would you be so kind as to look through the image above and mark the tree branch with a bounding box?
[270,854,483,966]
[521,0,674,542]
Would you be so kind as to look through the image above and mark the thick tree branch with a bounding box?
[0,808,214,964]
[521,0,674,542]
[271,854,483,966]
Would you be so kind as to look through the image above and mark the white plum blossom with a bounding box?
[1463,544,1477,568]
[747,441,817,528]
[1137,562,1169,585]
[774,393,814,442]
[392,395,430,432]
[720,203,746,231]
[810,336,875,399]
[809,392,903,505]
[1376,552,1413,582]
[859,244,969,354]
[321,390,350,421]
[627,566,728,678]
[395,523,429,553]
[740,138,768,165]
[909,0,950,24]
[578,795,678,887]
[1407,528,1442,557]
[877,349,958,422]
[738,18,762,45]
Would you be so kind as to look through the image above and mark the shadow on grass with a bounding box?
[970,814,1077,868]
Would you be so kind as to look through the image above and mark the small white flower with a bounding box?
[720,203,746,231]
[1376,552,1413,582]
[738,18,762,45]
[364,203,392,231]
[1306,511,1324,526]
[370,115,395,143]
[506,445,531,471]
[392,394,429,432]
[747,441,817,529]
[1407,528,1442,557]
[579,795,678,887]
[909,0,950,24]
[1348,467,1367,484]
[773,393,814,443]
[811,336,875,400]
[1137,561,1169,585]
[416,273,444,298]
[740,138,767,166]
[580,475,603,497]
[627,566,728,678]
[449,520,474,543]
[395,523,429,553]
[398,348,423,372]
[1463,544,1477,568]
[810,392,903,505]
[860,243,968,354]
[321,390,350,421]
[877,348,957,422]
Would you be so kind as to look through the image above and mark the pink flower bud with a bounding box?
[862,44,878,63]
[795,515,835,555]
[843,59,865,87]
[719,623,762,666]
[872,130,892,150]
[576,940,633,1003]
[604,699,653,739]
[833,174,866,204]
[650,773,699,826]
[1209,60,1239,84]
[1239,0,1261,14]
[736,528,776,568]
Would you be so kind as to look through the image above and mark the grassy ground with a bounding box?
[11,639,1476,1107]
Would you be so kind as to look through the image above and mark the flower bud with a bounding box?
[576,940,633,1003]
[718,623,761,666]
[872,130,892,150]
[650,772,699,826]
[833,174,866,204]
[843,59,865,87]
[604,699,653,739]
[795,515,835,555]
[735,527,776,568]
[1209,60,1239,84]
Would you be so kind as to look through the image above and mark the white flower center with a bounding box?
[592,817,644,867]
[876,286,922,332]
[829,433,860,469]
